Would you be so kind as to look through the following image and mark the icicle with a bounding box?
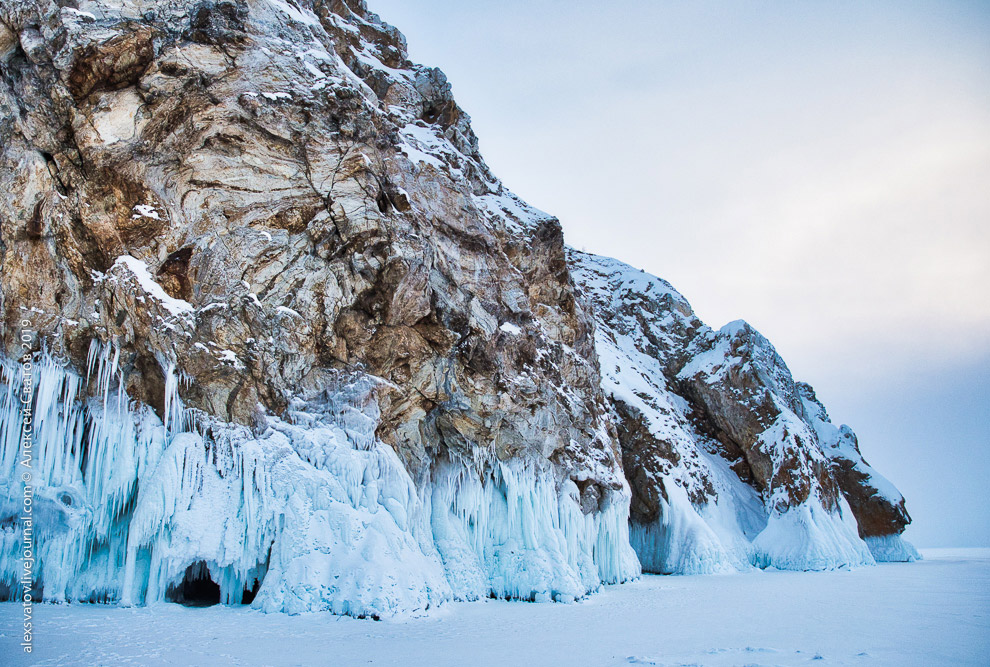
[162,359,180,438]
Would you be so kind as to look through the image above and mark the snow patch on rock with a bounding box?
[112,256,193,317]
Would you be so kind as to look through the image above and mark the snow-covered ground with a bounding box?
[2,549,987,666]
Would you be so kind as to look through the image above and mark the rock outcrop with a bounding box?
[797,383,919,561]
[0,0,915,617]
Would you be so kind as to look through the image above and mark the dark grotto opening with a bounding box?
[166,561,221,607]
[237,541,274,605]
[240,576,261,605]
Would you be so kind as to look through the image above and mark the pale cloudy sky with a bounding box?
[369,0,990,547]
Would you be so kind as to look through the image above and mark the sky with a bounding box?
[367,0,990,547]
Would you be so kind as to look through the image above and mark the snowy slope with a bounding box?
[569,250,914,572]
[565,253,762,574]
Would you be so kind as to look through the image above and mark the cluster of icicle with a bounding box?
[0,342,639,617]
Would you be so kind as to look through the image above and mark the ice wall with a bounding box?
[0,344,639,615]
[431,459,640,602]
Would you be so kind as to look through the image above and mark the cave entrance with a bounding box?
[241,576,261,604]
[166,561,221,607]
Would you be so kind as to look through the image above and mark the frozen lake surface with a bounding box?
[2,549,987,666]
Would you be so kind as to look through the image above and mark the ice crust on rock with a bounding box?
[431,460,639,602]
[750,496,874,571]
[864,534,922,563]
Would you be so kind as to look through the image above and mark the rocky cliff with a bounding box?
[0,0,915,617]
[569,251,918,574]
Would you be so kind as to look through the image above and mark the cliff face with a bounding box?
[0,0,615,481]
[0,0,914,617]
[0,0,639,615]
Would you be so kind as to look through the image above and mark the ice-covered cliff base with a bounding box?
[865,534,922,562]
[628,490,879,575]
[0,346,918,616]
[0,348,638,617]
